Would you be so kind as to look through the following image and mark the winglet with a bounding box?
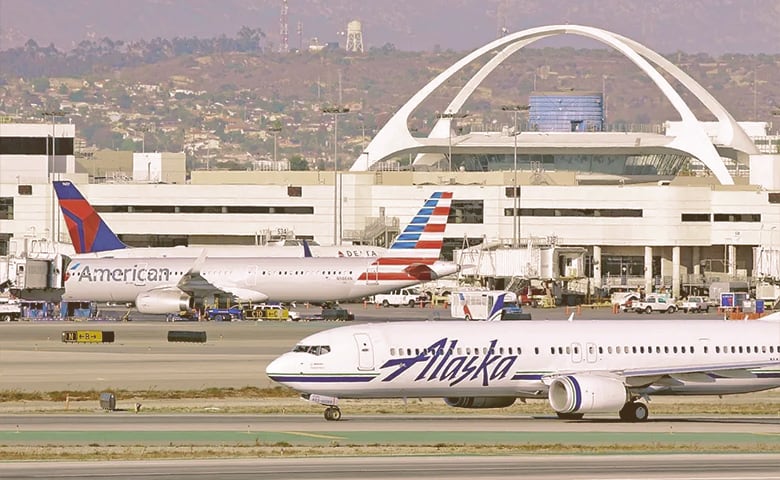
[53,181,127,254]
[567,312,575,322]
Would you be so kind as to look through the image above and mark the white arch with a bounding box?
[351,24,747,185]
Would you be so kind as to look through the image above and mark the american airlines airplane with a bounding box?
[266,314,780,422]
[61,191,458,313]
[52,180,385,258]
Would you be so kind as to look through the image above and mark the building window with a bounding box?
[512,208,642,217]
[681,213,710,222]
[0,197,13,220]
[448,200,483,224]
[713,213,761,222]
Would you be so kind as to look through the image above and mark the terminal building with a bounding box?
[0,25,779,303]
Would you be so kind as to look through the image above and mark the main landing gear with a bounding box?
[619,401,649,422]
[324,406,342,421]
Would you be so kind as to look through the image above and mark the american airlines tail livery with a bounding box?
[61,191,458,313]
[266,314,780,422]
[52,180,385,258]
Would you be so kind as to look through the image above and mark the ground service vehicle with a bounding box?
[0,298,21,321]
[450,290,523,321]
[372,288,427,307]
[633,295,677,314]
[680,296,709,313]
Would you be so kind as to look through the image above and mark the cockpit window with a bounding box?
[292,344,331,355]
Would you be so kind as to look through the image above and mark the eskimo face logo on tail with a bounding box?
[379,337,517,387]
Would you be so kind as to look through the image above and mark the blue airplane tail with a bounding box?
[487,293,506,321]
[53,181,128,254]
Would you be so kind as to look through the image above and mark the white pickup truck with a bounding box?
[0,298,22,322]
[633,295,677,314]
[372,288,427,307]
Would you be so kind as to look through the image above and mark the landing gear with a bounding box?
[324,406,342,421]
[619,401,649,422]
[555,412,584,420]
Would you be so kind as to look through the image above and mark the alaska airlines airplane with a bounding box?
[61,192,458,313]
[266,314,780,422]
[52,180,385,258]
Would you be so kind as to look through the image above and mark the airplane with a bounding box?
[52,180,386,258]
[266,313,780,422]
[61,192,458,314]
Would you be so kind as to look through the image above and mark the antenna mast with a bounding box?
[280,0,289,53]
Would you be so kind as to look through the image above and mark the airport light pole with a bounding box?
[501,104,529,248]
[322,106,350,245]
[437,112,468,171]
[42,109,66,243]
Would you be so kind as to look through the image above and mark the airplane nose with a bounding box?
[265,354,289,384]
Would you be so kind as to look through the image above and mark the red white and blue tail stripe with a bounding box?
[361,192,452,282]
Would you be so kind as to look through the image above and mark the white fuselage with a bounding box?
[266,319,780,399]
[63,256,451,304]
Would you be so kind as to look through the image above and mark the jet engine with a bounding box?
[135,289,193,314]
[444,397,516,409]
[548,375,628,415]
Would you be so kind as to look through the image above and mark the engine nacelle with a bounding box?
[444,397,516,409]
[135,289,192,314]
[548,375,628,414]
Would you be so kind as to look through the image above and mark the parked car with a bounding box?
[633,295,677,314]
[680,296,709,313]
[371,288,427,307]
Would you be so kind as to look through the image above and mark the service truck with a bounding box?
[0,297,21,322]
[371,288,427,307]
[450,290,526,321]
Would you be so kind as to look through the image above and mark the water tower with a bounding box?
[345,20,364,53]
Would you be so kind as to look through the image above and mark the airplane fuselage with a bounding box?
[63,256,436,304]
[267,319,780,400]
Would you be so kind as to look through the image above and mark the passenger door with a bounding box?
[354,333,374,371]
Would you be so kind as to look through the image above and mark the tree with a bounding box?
[289,154,309,171]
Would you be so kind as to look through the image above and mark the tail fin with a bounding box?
[53,181,128,254]
[302,239,313,258]
[367,192,453,281]
[487,293,506,321]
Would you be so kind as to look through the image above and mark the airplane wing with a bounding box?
[175,250,269,303]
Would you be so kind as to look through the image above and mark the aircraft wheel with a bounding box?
[382,300,390,308]
[619,401,649,422]
[324,407,342,421]
[555,412,584,420]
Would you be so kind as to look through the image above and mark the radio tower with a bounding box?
[297,21,303,52]
[279,0,289,53]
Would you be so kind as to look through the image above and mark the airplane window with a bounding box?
[673,346,678,353]
[640,346,645,354]
[390,348,396,356]
[483,347,488,355]
[770,346,775,353]
[415,348,420,355]
[690,346,694,354]
[517,347,522,355]
[608,346,613,354]
[499,347,504,355]
[534,347,539,355]
[590,346,595,354]
[655,346,661,354]
[762,346,767,353]
[664,346,669,354]
[681,346,686,354]
[407,348,412,356]
[739,346,743,354]
[703,346,708,354]
[730,346,735,353]
[465,347,471,355]
[574,346,579,355]
[715,346,720,353]
[550,347,555,355]
[624,345,629,354]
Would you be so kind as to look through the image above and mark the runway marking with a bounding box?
[282,431,346,440]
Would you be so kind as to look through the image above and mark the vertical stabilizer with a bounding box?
[53,181,128,254]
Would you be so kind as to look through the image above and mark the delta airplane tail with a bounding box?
[53,181,128,254]
[365,192,455,282]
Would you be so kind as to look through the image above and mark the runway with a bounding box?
[3,455,780,479]
[1,307,779,476]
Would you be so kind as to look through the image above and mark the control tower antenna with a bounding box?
[345,20,364,53]
[280,0,289,53]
